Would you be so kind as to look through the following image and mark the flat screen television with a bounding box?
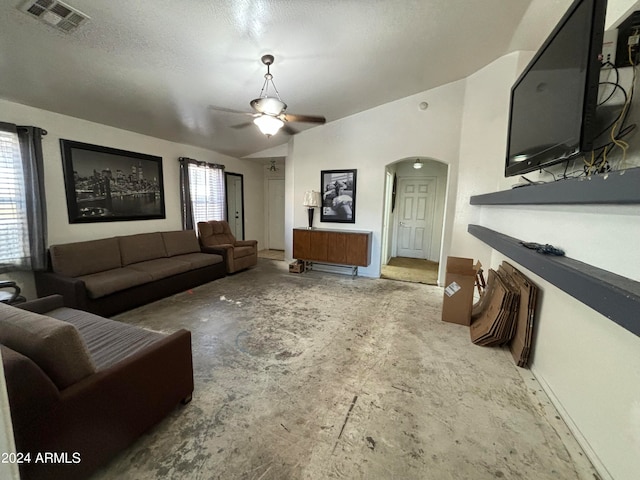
[505,0,608,177]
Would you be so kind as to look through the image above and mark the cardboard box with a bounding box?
[289,260,305,273]
[441,256,481,326]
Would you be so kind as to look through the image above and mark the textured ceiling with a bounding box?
[0,0,572,158]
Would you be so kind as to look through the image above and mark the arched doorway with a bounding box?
[380,157,449,285]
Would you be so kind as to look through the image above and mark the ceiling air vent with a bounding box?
[19,0,89,33]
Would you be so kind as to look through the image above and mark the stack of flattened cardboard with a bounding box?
[470,262,538,367]
[469,268,518,346]
[502,262,537,367]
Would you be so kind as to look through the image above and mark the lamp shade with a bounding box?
[253,115,284,136]
[303,190,321,208]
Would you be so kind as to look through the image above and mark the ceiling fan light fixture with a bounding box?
[250,97,287,116]
[254,115,284,137]
[209,54,326,136]
[413,159,423,169]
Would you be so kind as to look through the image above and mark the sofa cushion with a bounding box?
[197,221,235,246]
[162,230,201,257]
[173,252,224,269]
[50,237,122,277]
[119,233,167,266]
[127,258,192,281]
[46,307,165,371]
[78,268,153,299]
[0,303,96,390]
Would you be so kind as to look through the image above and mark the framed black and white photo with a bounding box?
[60,139,166,223]
[320,169,356,223]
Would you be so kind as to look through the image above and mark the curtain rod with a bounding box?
[16,125,47,136]
[178,157,225,169]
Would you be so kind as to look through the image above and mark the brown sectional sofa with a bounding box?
[0,295,194,480]
[35,230,225,316]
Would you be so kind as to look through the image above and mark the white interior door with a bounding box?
[267,178,285,249]
[396,177,436,259]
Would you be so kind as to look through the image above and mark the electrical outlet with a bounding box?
[601,29,618,67]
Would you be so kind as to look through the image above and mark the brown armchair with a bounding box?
[197,220,258,273]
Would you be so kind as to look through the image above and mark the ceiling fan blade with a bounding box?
[209,105,255,116]
[283,113,326,124]
[282,124,298,135]
[230,122,254,129]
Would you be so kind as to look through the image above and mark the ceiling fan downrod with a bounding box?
[257,54,283,102]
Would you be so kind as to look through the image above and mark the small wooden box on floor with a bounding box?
[289,260,305,273]
[442,256,481,326]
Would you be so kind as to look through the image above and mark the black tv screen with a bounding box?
[505,0,607,177]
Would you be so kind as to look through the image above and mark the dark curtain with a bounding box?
[17,126,48,271]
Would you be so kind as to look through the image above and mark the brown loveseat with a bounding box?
[0,295,194,480]
[197,220,258,273]
[35,230,225,316]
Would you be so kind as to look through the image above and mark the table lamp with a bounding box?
[303,191,322,229]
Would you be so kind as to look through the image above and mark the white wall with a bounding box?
[606,0,640,29]
[450,52,522,264]
[285,80,466,278]
[490,251,640,480]
[0,98,265,298]
[460,52,640,480]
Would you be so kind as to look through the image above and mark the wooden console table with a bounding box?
[293,228,372,276]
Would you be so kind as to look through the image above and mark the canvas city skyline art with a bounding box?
[60,140,166,223]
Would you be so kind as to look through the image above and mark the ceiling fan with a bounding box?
[209,54,326,137]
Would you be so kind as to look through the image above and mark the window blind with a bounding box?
[0,128,30,269]
[187,162,226,224]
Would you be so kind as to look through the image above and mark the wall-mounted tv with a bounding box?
[505,0,608,177]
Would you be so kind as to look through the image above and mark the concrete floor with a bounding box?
[92,259,598,480]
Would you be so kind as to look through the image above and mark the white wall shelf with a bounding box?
[468,224,640,338]
[470,167,640,205]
